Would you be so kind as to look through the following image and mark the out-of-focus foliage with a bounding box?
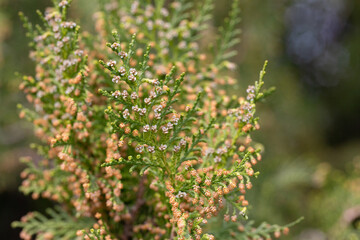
[308,158,360,239]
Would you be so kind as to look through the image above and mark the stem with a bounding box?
[121,175,147,240]
[169,222,176,240]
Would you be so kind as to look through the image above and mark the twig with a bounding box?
[121,175,147,240]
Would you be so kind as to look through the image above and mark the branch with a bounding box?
[121,175,147,240]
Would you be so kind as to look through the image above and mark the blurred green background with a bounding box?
[1,0,359,239]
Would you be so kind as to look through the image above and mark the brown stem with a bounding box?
[169,223,176,240]
[121,175,147,240]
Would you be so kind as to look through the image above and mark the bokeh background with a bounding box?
[1,0,359,239]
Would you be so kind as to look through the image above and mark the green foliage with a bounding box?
[211,217,304,240]
[214,0,241,65]
[12,206,94,240]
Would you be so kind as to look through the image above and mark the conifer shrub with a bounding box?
[13,0,302,239]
